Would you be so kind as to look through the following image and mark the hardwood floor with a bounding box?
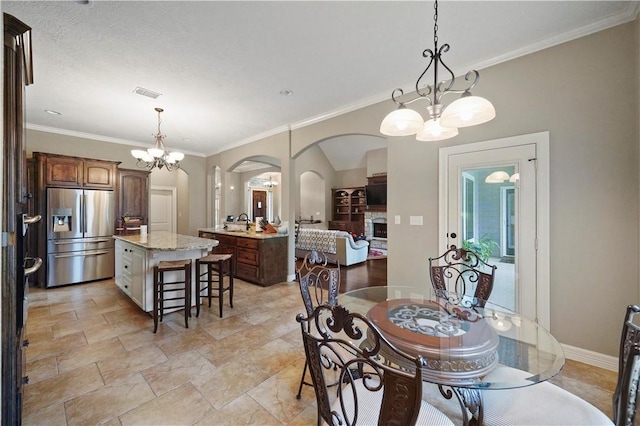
[21,258,618,425]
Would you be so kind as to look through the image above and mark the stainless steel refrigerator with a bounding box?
[46,188,115,287]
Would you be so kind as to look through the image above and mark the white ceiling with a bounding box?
[3,1,639,170]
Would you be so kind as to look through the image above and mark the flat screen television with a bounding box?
[365,183,387,207]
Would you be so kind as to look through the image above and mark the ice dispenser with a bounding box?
[52,208,72,233]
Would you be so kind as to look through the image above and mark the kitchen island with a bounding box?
[198,228,288,286]
[113,233,218,312]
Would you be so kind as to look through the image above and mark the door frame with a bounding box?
[438,131,550,328]
[149,185,177,233]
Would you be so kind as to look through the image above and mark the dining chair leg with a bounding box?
[296,360,309,399]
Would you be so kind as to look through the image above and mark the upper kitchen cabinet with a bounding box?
[34,152,119,189]
[116,168,150,223]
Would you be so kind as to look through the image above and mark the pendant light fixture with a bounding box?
[380,0,495,141]
[131,107,184,171]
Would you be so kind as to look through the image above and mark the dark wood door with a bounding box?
[252,190,267,221]
[3,13,33,424]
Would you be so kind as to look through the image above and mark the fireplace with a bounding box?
[373,222,387,239]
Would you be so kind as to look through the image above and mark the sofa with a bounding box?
[295,228,369,266]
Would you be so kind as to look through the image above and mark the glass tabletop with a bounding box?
[338,286,565,390]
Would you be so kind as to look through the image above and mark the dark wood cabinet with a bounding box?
[35,152,118,189]
[116,168,150,225]
[330,186,365,235]
[199,231,288,286]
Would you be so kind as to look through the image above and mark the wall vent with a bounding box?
[132,86,161,99]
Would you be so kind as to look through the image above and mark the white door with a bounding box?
[149,187,176,233]
[440,133,549,325]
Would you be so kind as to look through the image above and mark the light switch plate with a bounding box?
[409,216,423,226]
[394,215,401,224]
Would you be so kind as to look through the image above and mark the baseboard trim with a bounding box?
[287,274,296,282]
[562,343,618,372]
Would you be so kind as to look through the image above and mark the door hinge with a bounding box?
[535,237,539,251]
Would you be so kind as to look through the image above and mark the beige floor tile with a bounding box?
[247,363,316,422]
[22,402,67,426]
[196,394,282,426]
[51,313,109,338]
[191,357,271,409]
[82,316,149,344]
[155,328,218,357]
[119,383,214,425]
[97,344,169,384]
[246,338,304,377]
[26,331,87,363]
[27,311,78,331]
[288,401,319,426]
[26,305,51,320]
[48,298,97,316]
[64,372,155,425]
[142,350,216,396]
[196,333,259,367]
[101,304,149,324]
[25,325,54,342]
[57,336,126,373]
[25,356,58,384]
[117,324,179,351]
[23,363,104,414]
[200,315,254,340]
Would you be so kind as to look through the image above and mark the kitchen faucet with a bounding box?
[236,213,250,230]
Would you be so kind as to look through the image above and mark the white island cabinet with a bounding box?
[113,233,218,312]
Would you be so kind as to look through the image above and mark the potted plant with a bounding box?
[462,236,499,263]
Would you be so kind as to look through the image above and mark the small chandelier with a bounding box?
[380,0,495,141]
[264,175,279,188]
[131,107,184,171]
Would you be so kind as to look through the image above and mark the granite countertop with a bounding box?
[113,232,219,251]
[198,228,288,239]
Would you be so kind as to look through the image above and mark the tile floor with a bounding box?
[23,278,618,425]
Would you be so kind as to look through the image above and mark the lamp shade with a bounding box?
[169,151,185,162]
[131,149,147,159]
[485,171,510,183]
[440,95,496,128]
[380,106,424,136]
[415,119,458,141]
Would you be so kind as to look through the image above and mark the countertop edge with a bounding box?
[113,233,219,251]
[198,228,288,239]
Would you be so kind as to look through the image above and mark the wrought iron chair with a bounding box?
[428,245,497,308]
[477,305,640,425]
[613,305,640,426]
[296,251,340,399]
[297,303,454,426]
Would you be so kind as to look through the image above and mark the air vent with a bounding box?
[132,87,161,99]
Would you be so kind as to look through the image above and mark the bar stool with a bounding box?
[152,259,192,333]
[195,253,234,318]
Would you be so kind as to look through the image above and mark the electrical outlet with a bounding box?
[409,216,423,226]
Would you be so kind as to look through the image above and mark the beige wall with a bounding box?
[366,148,387,176]
[24,130,208,236]
[335,168,367,188]
[294,143,337,226]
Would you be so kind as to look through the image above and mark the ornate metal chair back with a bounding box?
[297,250,340,317]
[613,305,640,426]
[297,303,426,426]
[428,245,497,308]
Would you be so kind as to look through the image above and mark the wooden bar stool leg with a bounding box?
[184,263,191,328]
[207,263,213,308]
[218,259,224,318]
[153,266,159,333]
[229,259,234,309]
[195,258,201,317]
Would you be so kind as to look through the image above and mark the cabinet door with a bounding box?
[118,169,149,221]
[84,160,116,189]
[45,156,83,187]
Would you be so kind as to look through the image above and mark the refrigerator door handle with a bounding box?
[52,250,111,259]
[51,238,112,245]
[23,214,42,225]
[82,193,86,234]
[24,257,42,276]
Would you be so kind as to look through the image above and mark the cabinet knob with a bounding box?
[124,285,128,289]
[124,265,128,269]
[22,339,29,347]
[23,376,29,385]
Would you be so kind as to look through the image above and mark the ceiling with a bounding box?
[3,1,639,171]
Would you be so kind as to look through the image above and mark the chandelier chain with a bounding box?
[433,0,438,45]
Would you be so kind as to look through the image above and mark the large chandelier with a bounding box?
[380,0,495,141]
[131,107,184,171]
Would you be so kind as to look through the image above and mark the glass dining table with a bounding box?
[338,286,565,426]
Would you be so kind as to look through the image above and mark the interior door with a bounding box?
[149,187,176,233]
[445,144,537,319]
[252,190,267,220]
